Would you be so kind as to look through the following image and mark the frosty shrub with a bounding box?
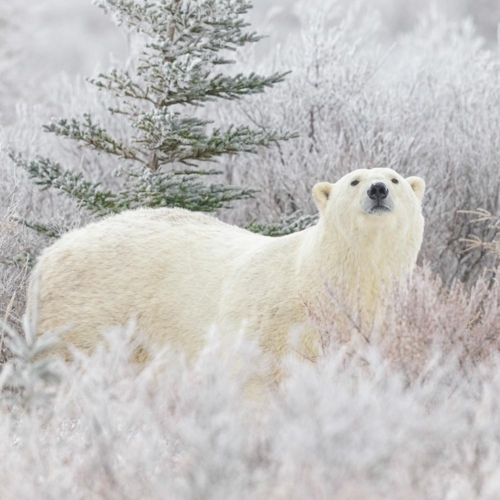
[2,1,500,311]
[0,0,30,124]
[308,265,500,383]
[0,210,43,363]
[460,210,500,273]
[1,266,500,498]
[0,307,62,418]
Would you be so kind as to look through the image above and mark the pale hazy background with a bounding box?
[2,0,500,117]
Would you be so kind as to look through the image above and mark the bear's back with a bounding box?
[31,208,268,359]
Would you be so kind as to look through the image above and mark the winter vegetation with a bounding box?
[3,268,500,499]
[2,0,500,498]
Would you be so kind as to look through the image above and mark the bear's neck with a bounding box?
[297,220,414,318]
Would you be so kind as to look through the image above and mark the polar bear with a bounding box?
[27,168,425,377]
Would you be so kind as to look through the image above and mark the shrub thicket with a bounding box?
[1,267,500,499]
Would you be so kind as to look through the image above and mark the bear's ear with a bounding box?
[406,176,425,201]
[312,182,333,212]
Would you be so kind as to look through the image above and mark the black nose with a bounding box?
[367,182,388,201]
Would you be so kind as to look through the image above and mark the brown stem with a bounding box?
[168,0,182,42]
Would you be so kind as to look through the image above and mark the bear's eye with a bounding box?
[392,178,399,184]
[351,180,360,186]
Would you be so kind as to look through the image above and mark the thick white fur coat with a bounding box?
[28,168,425,381]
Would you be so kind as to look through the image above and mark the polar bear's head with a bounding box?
[312,168,425,243]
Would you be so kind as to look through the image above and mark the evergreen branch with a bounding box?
[92,63,289,109]
[12,217,67,239]
[89,69,156,105]
[247,212,319,237]
[9,153,119,217]
[0,250,36,270]
[95,0,261,58]
[118,165,256,212]
[43,114,143,163]
[149,66,290,107]
[134,110,294,167]
[10,152,256,215]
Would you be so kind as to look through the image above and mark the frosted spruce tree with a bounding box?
[10,0,292,236]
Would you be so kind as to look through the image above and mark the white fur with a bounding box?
[28,168,425,381]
